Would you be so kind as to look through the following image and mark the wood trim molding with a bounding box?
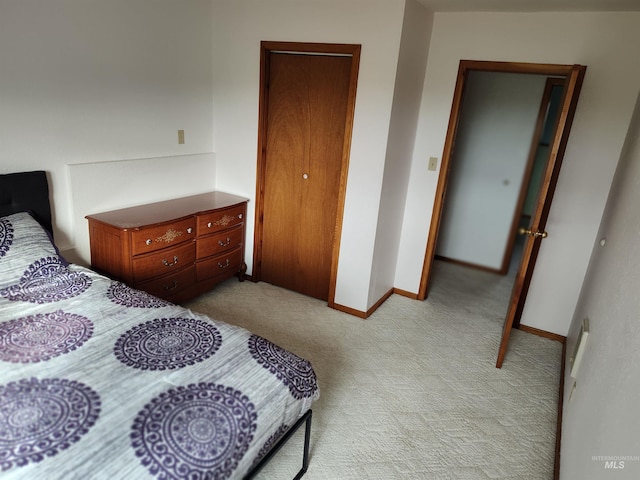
[460,60,577,77]
[515,321,566,478]
[417,61,468,300]
[435,254,504,275]
[331,287,394,319]
[252,43,270,283]
[330,303,367,319]
[261,41,361,56]
[366,288,394,316]
[554,339,567,480]
[393,287,419,300]
[518,324,566,343]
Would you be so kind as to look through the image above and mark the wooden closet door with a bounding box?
[261,52,351,300]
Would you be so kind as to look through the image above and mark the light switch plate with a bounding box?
[178,130,185,144]
[428,157,438,171]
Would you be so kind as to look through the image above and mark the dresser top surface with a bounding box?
[86,192,248,229]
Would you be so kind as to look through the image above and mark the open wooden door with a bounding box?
[496,64,586,368]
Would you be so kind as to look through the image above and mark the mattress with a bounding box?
[0,212,319,479]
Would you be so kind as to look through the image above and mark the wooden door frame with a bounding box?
[415,60,585,366]
[418,60,578,299]
[253,41,361,307]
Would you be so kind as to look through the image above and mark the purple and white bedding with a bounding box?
[0,212,319,479]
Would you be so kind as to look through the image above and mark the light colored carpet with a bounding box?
[185,259,561,479]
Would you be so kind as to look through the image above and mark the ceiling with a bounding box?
[416,0,640,12]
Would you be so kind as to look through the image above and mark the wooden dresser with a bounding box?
[86,192,248,303]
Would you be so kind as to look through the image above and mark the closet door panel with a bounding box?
[261,53,351,300]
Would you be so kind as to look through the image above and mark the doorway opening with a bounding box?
[417,60,586,367]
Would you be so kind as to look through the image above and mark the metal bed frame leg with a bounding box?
[244,409,313,480]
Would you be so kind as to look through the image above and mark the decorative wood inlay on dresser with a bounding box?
[86,192,248,303]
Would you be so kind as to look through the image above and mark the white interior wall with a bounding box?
[68,155,216,264]
[560,91,640,480]
[436,71,546,270]
[395,12,640,335]
[0,0,215,261]
[211,0,406,312]
[369,0,432,306]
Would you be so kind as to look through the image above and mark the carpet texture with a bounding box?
[185,260,561,479]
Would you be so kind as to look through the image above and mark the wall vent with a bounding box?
[570,317,589,378]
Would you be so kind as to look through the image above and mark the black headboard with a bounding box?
[0,170,53,237]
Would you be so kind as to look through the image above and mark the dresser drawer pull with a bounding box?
[146,239,152,246]
[163,281,179,291]
[218,237,231,247]
[187,227,193,234]
[207,222,212,228]
[238,213,243,219]
[162,256,179,267]
[217,259,231,269]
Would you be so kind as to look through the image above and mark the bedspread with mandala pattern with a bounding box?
[0,212,319,479]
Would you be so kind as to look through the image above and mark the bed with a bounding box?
[0,171,319,479]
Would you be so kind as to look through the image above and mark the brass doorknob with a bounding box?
[518,227,548,238]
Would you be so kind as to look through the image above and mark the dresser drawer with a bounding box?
[131,217,196,256]
[197,205,245,235]
[197,225,244,259]
[135,265,196,299]
[132,242,196,283]
[196,247,243,282]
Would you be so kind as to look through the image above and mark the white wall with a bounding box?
[369,0,432,305]
[436,71,545,270]
[395,12,640,335]
[0,0,215,261]
[68,155,215,264]
[560,91,640,480]
[211,0,407,312]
